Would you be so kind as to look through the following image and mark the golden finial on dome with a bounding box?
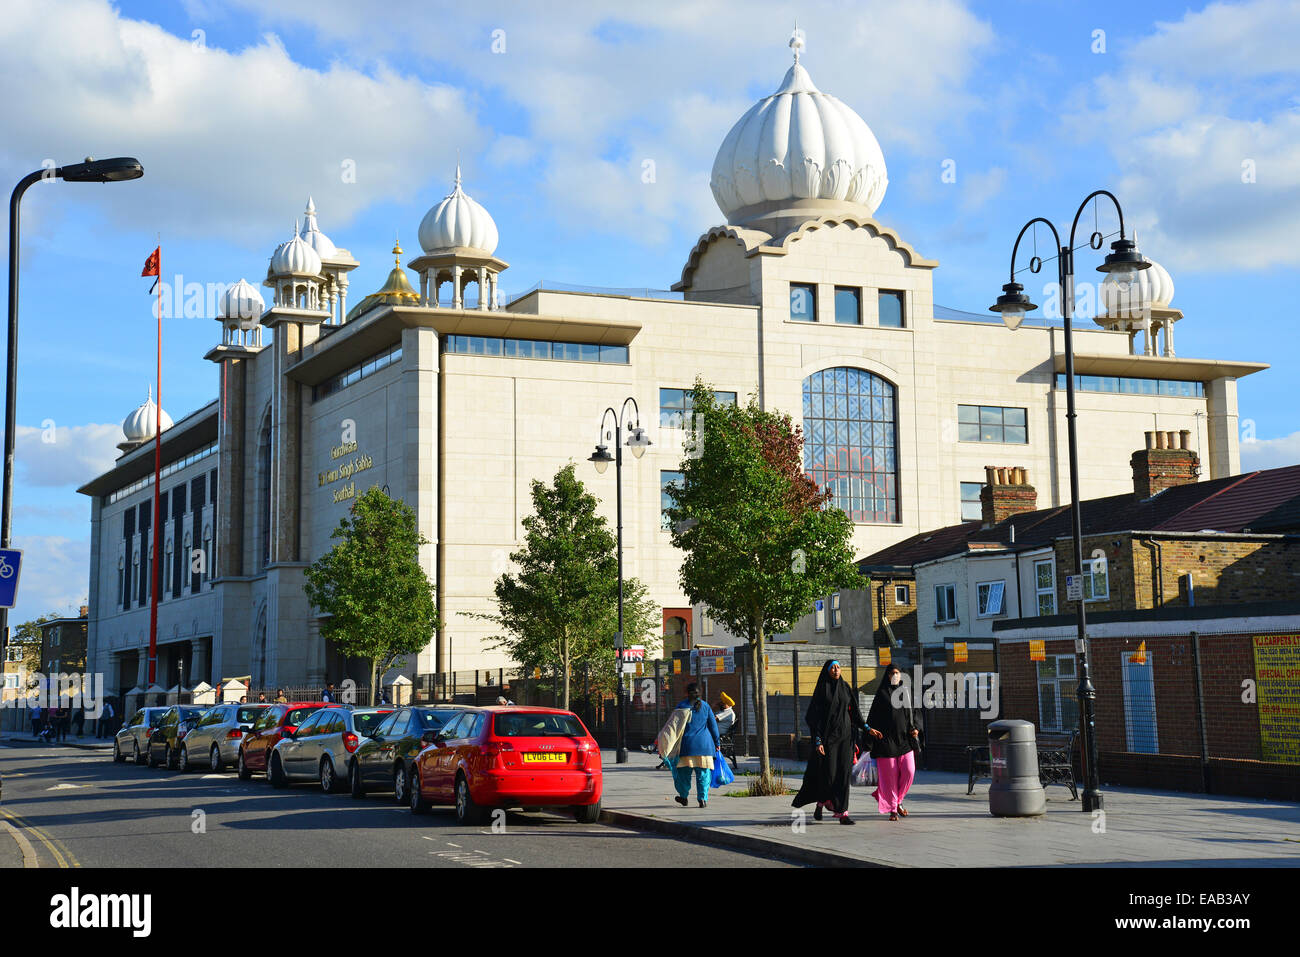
[392,235,403,266]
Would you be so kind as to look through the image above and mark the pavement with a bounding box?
[597,750,1300,867]
[0,734,112,750]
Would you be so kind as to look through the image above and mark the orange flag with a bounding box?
[141,246,160,292]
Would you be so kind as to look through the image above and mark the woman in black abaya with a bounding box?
[791,660,867,824]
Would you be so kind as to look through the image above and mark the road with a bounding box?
[0,742,796,868]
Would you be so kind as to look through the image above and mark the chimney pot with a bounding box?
[1179,429,1191,451]
[1144,430,1155,449]
[1154,431,1167,450]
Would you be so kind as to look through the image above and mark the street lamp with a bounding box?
[990,190,1148,813]
[1,157,144,664]
[588,397,650,764]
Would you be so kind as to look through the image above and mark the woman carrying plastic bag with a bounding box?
[851,747,877,787]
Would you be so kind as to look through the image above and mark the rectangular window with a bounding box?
[976,580,1006,618]
[789,283,817,322]
[659,388,737,429]
[894,584,910,605]
[1038,655,1079,732]
[1034,560,1056,616]
[830,593,842,628]
[833,287,861,325]
[877,290,905,328]
[1055,373,1204,397]
[814,598,827,632]
[934,583,957,624]
[701,611,714,637]
[1083,562,1109,603]
[660,471,683,530]
[957,405,1028,444]
[960,481,983,521]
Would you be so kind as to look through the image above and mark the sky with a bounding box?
[0,0,1298,627]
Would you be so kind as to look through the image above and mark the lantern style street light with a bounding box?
[990,189,1149,813]
[588,397,649,764]
[1,157,144,663]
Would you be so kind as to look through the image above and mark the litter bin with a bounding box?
[987,719,1045,816]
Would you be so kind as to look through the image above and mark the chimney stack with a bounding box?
[1131,430,1199,498]
[980,466,1038,526]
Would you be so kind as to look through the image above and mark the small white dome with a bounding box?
[418,167,499,255]
[299,196,338,258]
[218,278,264,329]
[711,39,888,224]
[122,386,174,444]
[1101,258,1175,316]
[269,222,323,277]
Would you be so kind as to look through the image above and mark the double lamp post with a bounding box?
[990,189,1150,813]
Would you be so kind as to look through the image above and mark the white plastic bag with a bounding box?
[851,749,877,787]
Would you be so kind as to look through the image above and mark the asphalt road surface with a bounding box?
[0,742,796,869]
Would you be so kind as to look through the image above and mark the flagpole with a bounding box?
[148,244,161,687]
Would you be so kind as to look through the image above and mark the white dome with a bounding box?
[418,167,499,255]
[269,223,322,277]
[122,386,174,444]
[1101,258,1175,316]
[299,196,338,258]
[218,278,264,329]
[710,44,888,224]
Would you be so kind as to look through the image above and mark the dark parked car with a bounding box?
[347,705,472,801]
[148,706,209,769]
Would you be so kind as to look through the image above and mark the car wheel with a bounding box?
[210,745,222,772]
[349,761,366,799]
[574,800,602,824]
[393,764,407,804]
[455,774,485,826]
[179,745,191,773]
[269,753,287,789]
[320,757,338,794]
[112,739,123,763]
[237,748,252,781]
[133,741,144,766]
[148,744,161,769]
[409,767,431,815]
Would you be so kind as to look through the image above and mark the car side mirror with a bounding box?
[421,731,440,745]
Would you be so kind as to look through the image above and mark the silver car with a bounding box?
[113,707,171,766]
[181,703,272,772]
[269,706,392,793]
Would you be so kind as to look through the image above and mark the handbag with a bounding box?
[711,748,735,787]
[851,749,877,787]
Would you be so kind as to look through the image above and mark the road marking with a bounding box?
[503,858,521,864]
[201,774,225,780]
[0,817,38,868]
[46,783,89,790]
[446,842,461,847]
[472,849,489,855]
[421,835,436,841]
[0,810,78,868]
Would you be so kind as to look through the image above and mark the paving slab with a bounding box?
[597,751,1300,867]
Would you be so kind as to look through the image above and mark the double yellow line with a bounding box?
[0,808,80,868]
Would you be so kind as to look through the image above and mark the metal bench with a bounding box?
[966,729,1079,800]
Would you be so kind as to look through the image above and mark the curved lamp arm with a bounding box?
[619,396,641,428]
[1069,189,1126,251]
[1008,216,1062,281]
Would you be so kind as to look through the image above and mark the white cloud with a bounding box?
[6,535,89,627]
[1241,433,1300,472]
[0,0,483,247]
[15,423,122,488]
[1062,0,1300,270]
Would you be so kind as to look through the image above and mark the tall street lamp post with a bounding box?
[2,157,143,662]
[990,189,1148,813]
[589,397,650,764]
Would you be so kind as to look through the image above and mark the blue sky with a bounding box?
[1,0,1298,624]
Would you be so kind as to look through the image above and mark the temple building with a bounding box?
[78,35,1266,694]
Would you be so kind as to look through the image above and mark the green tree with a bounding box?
[665,381,861,790]
[11,614,52,680]
[303,486,440,705]
[477,463,657,711]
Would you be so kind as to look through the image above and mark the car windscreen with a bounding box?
[352,711,392,736]
[415,709,462,732]
[236,706,267,724]
[492,713,586,737]
[179,708,204,718]
[286,707,323,725]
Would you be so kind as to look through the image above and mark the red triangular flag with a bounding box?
[141,246,160,277]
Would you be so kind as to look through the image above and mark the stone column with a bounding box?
[191,638,210,688]
[1205,377,1240,480]
[477,267,488,310]
[452,265,463,309]
[1142,312,1154,355]
[217,359,246,579]
[338,275,348,321]
[1165,319,1176,357]
[489,274,498,311]
[270,322,304,563]
[419,272,429,307]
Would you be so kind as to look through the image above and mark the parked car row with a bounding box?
[112,701,604,825]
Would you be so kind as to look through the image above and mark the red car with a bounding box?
[237,702,342,780]
[408,707,602,825]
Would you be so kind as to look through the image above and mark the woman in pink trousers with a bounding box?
[865,663,921,821]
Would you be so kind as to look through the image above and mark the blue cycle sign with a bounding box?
[0,548,22,608]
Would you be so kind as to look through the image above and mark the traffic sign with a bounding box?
[1065,575,1083,602]
[0,548,22,608]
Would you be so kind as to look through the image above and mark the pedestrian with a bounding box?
[791,659,867,825]
[320,682,336,702]
[671,683,719,808]
[654,700,691,773]
[29,700,42,738]
[55,706,69,743]
[98,698,115,739]
[238,696,247,704]
[72,706,85,738]
[715,692,736,736]
[275,688,288,703]
[257,693,267,703]
[496,695,515,706]
[865,662,921,822]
